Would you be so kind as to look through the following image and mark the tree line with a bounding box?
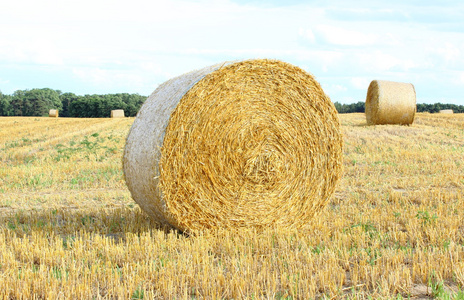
[333,101,464,114]
[415,103,464,113]
[0,88,147,117]
[1,89,462,117]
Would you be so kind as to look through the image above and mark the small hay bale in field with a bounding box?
[49,109,59,117]
[123,59,343,232]
[365,80,416,125]
[439,109,454,114]
[111,109,125,118]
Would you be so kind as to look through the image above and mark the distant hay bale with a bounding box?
[111,110,125,118]
[123,59,343,232]
[439,109,454,114]
[49,109,59,118]
[365,80,416,125]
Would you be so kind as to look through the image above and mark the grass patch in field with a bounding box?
[53,132,122,162]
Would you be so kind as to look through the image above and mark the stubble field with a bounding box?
[0,113,463,299]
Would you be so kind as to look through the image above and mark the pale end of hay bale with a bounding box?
[439,109,454,114]
[365,80,416,125]
[49,109,59,117]
[123,59,343,232]
[111,109,125,118]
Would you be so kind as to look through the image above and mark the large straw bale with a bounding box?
[123,59,343,232]
[111,109,125,118]
[49,109,59,118]
[365,80,416,125]
[439,109,454,114]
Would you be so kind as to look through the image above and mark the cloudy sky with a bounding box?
[1,0,463,104]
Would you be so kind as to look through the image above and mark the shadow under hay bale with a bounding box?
[111,110,125,118]
[123,59,343,232]
[365,80,416,125]
[49,109,59,118]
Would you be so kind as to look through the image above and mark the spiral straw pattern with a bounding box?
[124,59,343,232]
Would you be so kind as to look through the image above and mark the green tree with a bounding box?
[68,97,85,117]
[0,91,13,116]
[60,92,80,117]
[68,93,146,117]
[10,88,62,116]
[431,103,441,113]
[120,93,146,116]
[6,89,147,117]
[333,102,342,113]
[333,101,365,113]
[10,90,26,116]
[416,103,464,113]
[69,95,101,118]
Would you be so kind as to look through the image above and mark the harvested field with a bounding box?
[0,113,463,299]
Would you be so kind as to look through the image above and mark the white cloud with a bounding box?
[454,72,464,85]
[0,0,463,104]
[72,67,145,89]
[72,68,121,88]
[298,28,316,43]
[314,25,379,46]
[350,77,371,90]
[323,83,348,100]
[434,43,461,64]
[354,50,421,74]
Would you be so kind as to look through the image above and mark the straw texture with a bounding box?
[123,59,343,232]
[439,109,454,114]
[49,109,58,118]
[365,80,416,125]
[111,110,125,118]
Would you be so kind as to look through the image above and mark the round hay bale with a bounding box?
[365,80,416,125]
[111,109,125,118]
[123,59,343,232]
[49,109,59,118]
[439,109,454,114]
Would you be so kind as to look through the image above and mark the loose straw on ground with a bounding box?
[123,59,343,232]
[111,110,125,118]
[365,80,416,125]
[49,109,58,118]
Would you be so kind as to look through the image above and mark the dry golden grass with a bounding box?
[0,113,463,299]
